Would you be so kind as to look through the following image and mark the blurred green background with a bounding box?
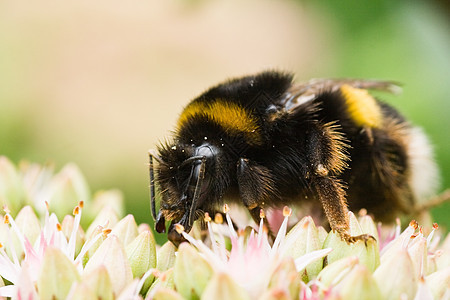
[1,0,449,235]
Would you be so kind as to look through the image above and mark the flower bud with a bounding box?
[174,243,213,299]
[90,190,124,219]
[78,266,114,300]
[268,257,300,299]
[283,216,323,280]
[348,211,363,235]
[47,164,90,219]
[126,230,157,278]
[317,226,328,246]
[324,231,379,272]
[157,242,177,272]
[84,234,133,295]
[151,288,184,300]
[14,206,41,245]
[138,223,151,233]
[373,250,417,300]
[146,269,175,298]
[317,256,359,287]
[66,282,97,300]
[259,288,291,300]
[0,156,26,215]
[358,214,379,242]
[111,214,138,246]
[37,247,81,300]
[329,265,382,300]
[201,272,250,300]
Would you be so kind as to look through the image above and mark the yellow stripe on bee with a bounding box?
[341,84,382,128]
[177,100,262,144]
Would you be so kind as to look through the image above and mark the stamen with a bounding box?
[409,220,418,230]
[214,213,223,224]
[427,223,439,246]
[56,223,62,231]
[283,206,292,217]
[272,207,291,254]
[102,229,112,237]
[79,201,84,209]
[73,206,80,216]
[358,208,367,217]
[260,209,265,219]
[223,204,229,214]
[204,212,211,223]
[175,224,184,234]
[4,215,9,225]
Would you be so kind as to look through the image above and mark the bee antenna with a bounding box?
[149,150,157,219]
[188,156,207,226]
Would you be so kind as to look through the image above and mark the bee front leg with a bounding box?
[311,171,373,243]
[236,158,277,236]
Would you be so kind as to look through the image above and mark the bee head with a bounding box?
[154,142,222,243]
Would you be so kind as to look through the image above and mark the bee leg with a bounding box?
[236,158,277,238]
[312,174,375,243]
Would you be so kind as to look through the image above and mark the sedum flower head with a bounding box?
[0,157,449,300]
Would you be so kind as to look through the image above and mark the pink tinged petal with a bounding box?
[373,250,418,300]
[15,262,39,300]
[414,277,434,300]
[22,238,41,282]
[83,234,133,296]
[37,247,80,300]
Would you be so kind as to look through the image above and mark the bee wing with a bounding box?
[282,78,402,111]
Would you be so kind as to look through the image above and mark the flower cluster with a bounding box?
[0,156,449,300]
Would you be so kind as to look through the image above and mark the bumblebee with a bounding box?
[149,71,438,244]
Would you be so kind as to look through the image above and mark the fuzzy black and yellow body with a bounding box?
[150,71,438,244]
